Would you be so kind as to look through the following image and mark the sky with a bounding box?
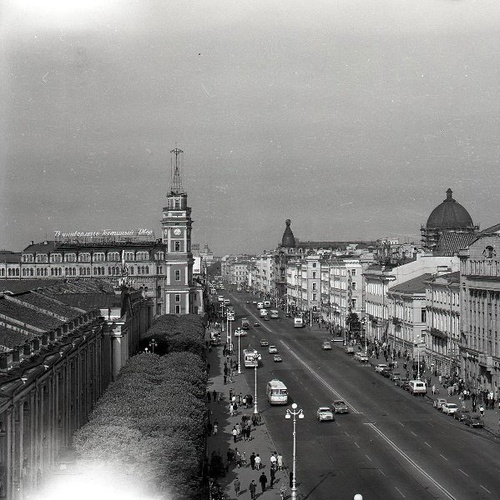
[1,0,500,256]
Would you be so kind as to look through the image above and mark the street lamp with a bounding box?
[237,331,241,374]
[251,352,261,415]
[149,338,158,354]
[285,402,304,500]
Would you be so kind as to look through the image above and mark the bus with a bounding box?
[266,379,288,405]
[243,349,260,368]
[269,309,279,319]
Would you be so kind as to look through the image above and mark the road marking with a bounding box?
[354,442,360,448]
[379,469,386,476]
[480,485,491,494]
[439,454,448,461]
[395,486,406,498]
[410,431,417,436]
[424,442,432,448]
[458,469,469,477]
[398,421,405,427]
[365,454,372,461]
[285,344,458,500]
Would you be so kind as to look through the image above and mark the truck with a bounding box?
[241,318,250,330]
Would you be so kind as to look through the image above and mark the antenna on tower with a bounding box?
[170,147,184,195]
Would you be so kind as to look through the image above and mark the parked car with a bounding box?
[374,363,389,373]
[273,354,283,363]
[268,345,278,354]
[433,398,448,411]
[408,380,427,396]
[317,407,335,421]
[463,413,484,428]
[322,341,332,350]
[441,402,459,415]
[354,352,370,362]
[260,339,269,347]
[380,368,393,378]
[399,379,411,391]
[346,345,355,354]
[234,328,247,337]
[389,371,402,382]
[332,400,349,414]
[454,408,470,422]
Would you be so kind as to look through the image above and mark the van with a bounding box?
[257,302,264,309]
[260,308,268,318]
[408,380,427,396]
[263,300,271,308]
[293,317,304,328]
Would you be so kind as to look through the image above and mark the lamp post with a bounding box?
[237,331,242,374]
[251,353,261,415]
[285,402,304,500]
[149,338,157,354]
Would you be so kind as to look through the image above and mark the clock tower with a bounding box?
[161,148,196,314]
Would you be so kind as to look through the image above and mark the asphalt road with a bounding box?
[223,291,500,500]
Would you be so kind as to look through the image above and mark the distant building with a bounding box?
[421,188,479,255]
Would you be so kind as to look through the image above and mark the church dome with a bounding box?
[281,219,296,248]
[426,189,474,230]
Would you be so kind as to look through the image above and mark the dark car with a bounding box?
[454,408,470,422]
[380,368,393,378]
[463,413,484,428]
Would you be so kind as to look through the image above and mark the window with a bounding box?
[65,253,77,263]
[421,309,426,323]
[175,294,181,303]
[175,305,181,314]
[351,282,357,290]
[50,254,62,263]
[175,270,181,281]
[79,253,91,262]
[351,269,356,276]
[94,252,105,262]
[108,252,120,262]
[174,241,181,251]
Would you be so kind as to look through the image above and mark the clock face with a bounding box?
[173,228,181,235]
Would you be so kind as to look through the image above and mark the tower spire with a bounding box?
[170,147,184,195]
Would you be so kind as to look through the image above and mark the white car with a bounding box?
[354,352,369,362]
[374,363,389,373]
[441,402,459,415]
[317,407,335,421]
[234,328,247,337]
[268,345,278,354]
[322,341,332,350]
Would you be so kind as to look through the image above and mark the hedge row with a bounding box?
[73,315,208,500]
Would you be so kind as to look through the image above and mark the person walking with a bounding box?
[249,479,257,499]
[234,477,241,496]
[213,420,218,435]
[254,453,262,470]
[259,472,268,493]
[277,453,283,471]
[270,466,276,488]
[250,452,256,470]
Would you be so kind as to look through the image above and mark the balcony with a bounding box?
[478,354,494,372]
[429,327,447,340]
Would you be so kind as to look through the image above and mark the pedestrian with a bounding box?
[249,479,257,499]
[277,453,283,471]
[250,452,256,470]
[254,453,262,470]
[270,452,277,468]
[234,477,241,496]
[259,472,268,493]
[213,420,218,435]
[270,466,276,488]
[224,374,227,385]
[479,405,485,417]
[232,426,238,443]
[213,389,217,401]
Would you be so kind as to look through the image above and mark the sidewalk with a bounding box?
[205,341,290,499]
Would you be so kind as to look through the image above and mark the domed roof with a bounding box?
[281,219,296,248]
[426,189,474,230]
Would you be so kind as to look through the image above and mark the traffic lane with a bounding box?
[263,391,459,500]
[377,414,500,499]
[276,340,500,500]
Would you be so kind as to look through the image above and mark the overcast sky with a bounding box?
[1,0,500,256]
